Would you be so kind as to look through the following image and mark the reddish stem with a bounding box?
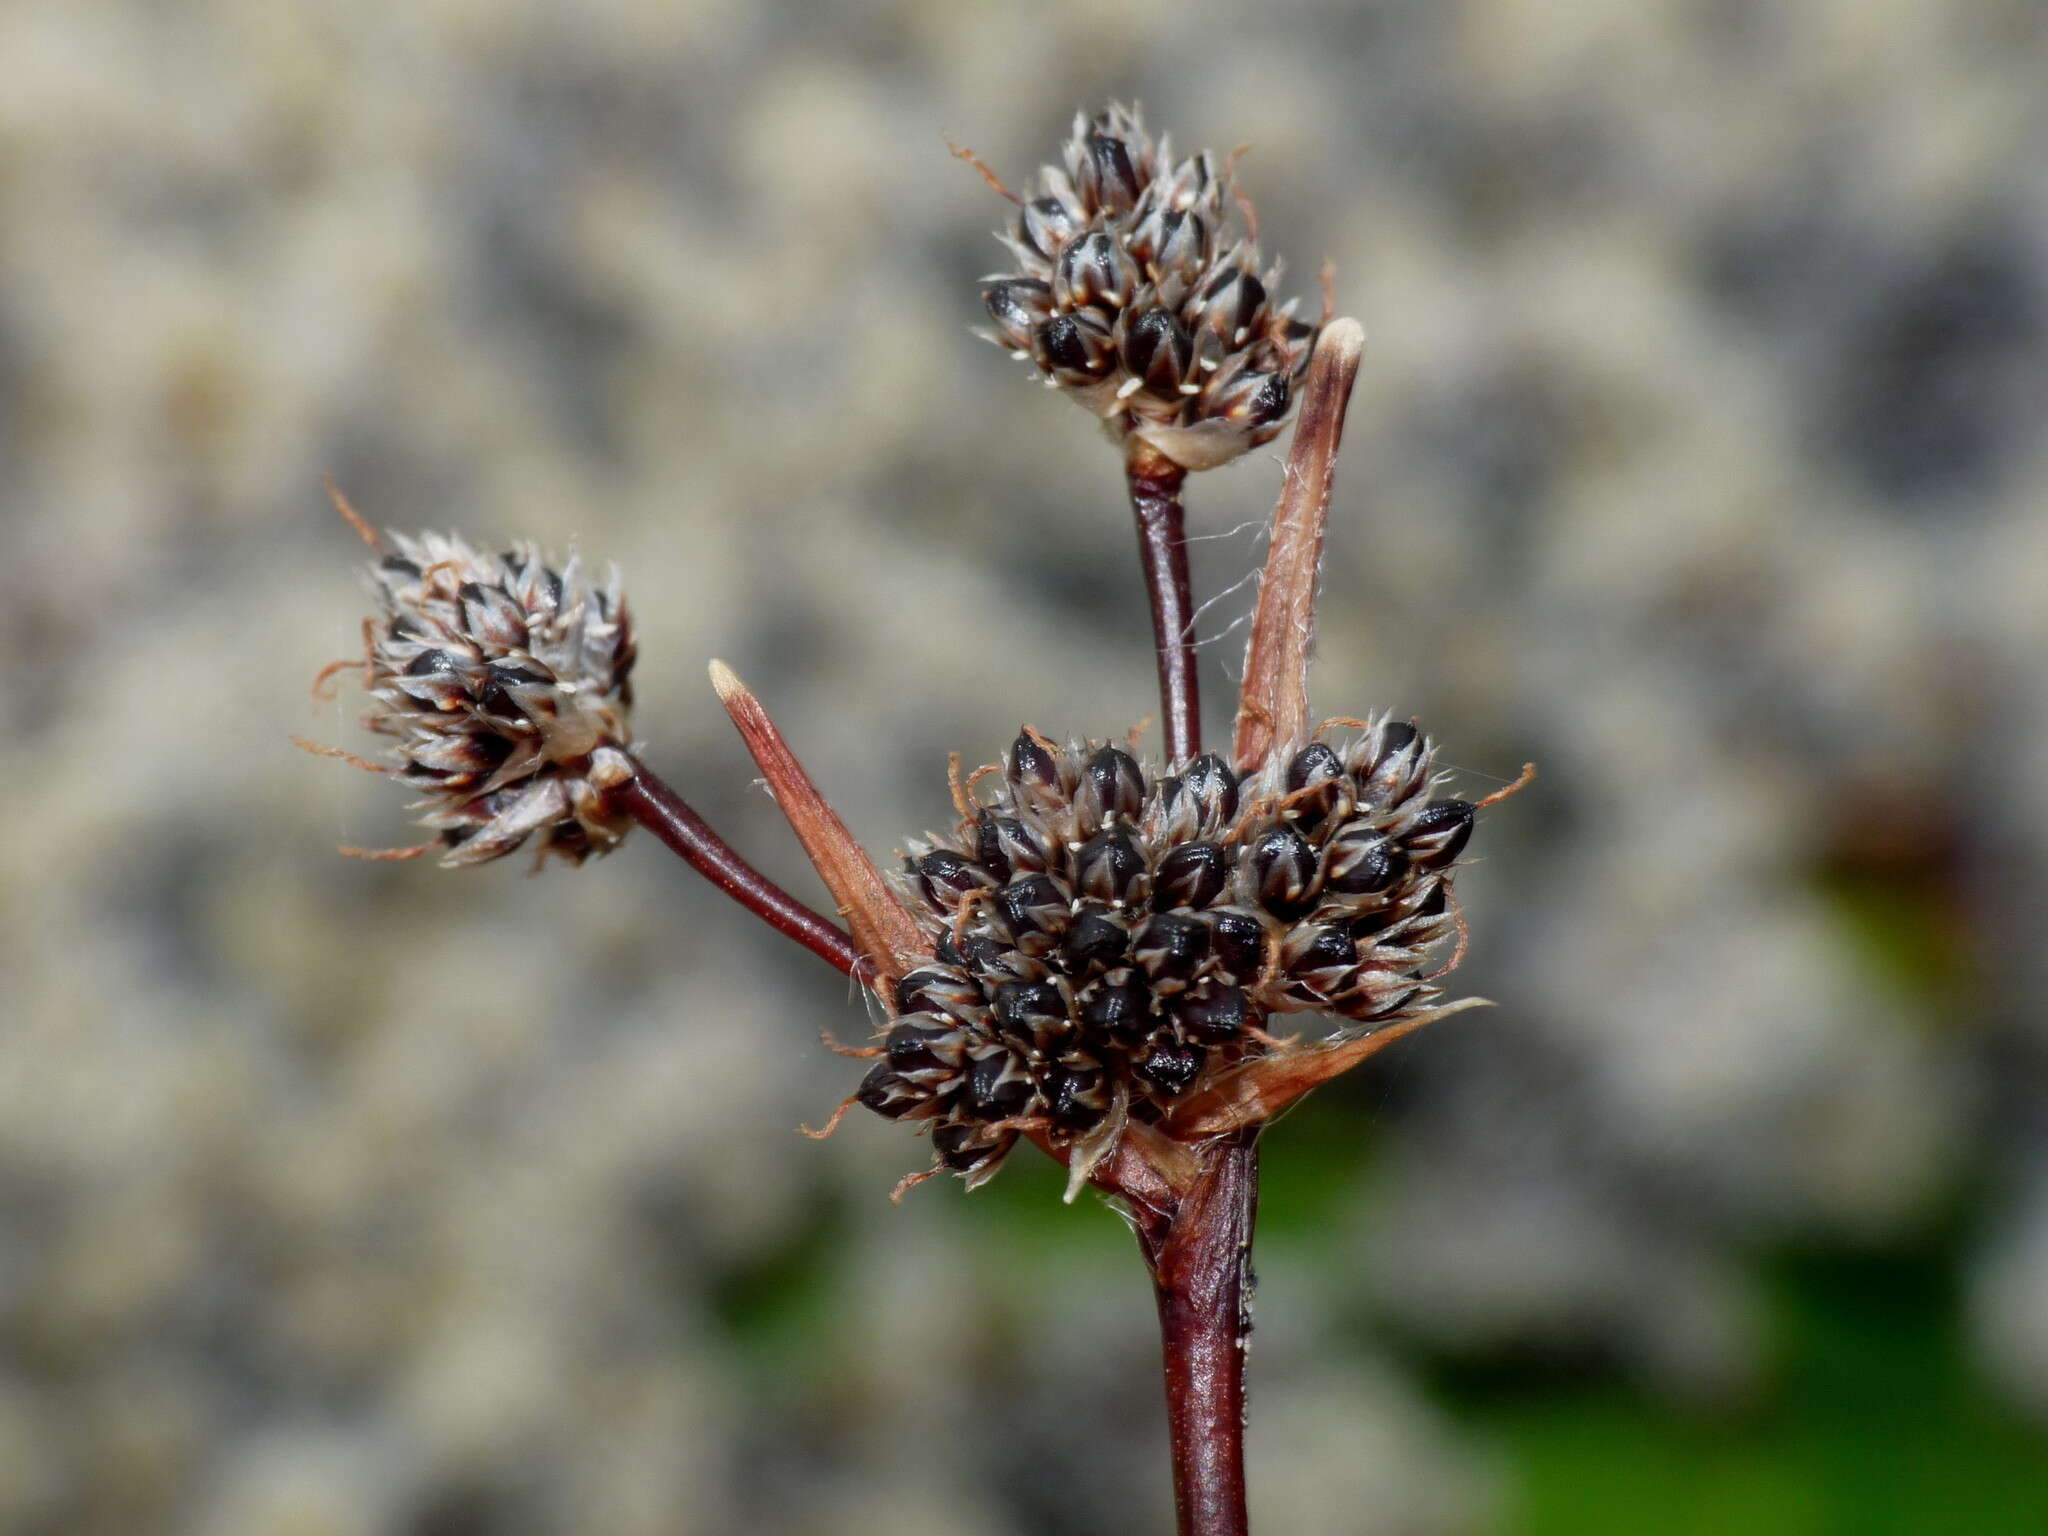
[1131,1129,1262,1536]
[1127,449,1201,766]
[612,764,863,979]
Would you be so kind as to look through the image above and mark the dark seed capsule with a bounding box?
[1054,229,1137,312]
[1034,311,1116,378]
[1193,266,1267,341]
[1135,1041,1207,1097]
[894,967,983,1020]
[1240,374,1291,428]
[1288,925,1358,984]
[1156,842,1229,909]
[1083,131,1142,213]
[1079,974,1154,1045]
[380,555,423,581]
[996,874,1072,949]
[1133,912,1211,985]
[1413,880,1449,918]
[914,850,999,910]
[886,1021,966,1076]
[1018,197,1084,260]
[856,1064,929,1120]
[1181,753,1240,830]
[984,278,1054,350]
[1075,828,1145,904]
[1283,742,1347,828]
[965,1051,1037,1122]
[1357,720,1424,806]
[933,1121,1016,1175]
[979,814,1052,877]
[1322,826,1408,896]
[1173,985,1248,1046]
[1406,800,1476,869]
[1061,909,1128,973]
[1008,731,1060,793]
[404,648,456,677]
[1042,1060,1111,1133]
[1247,826,1318,915]
[992,981,1067,1044]
[1121,307,1193,395]
[479,661,549,716]
[1207,909,1270,983]
[1079,745,1146,833]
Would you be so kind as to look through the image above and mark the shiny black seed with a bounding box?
[1283,742,1347,828]
[915,850,998,908]
[886,1022,961,1075]
[1173,985,1248,1046]
[1323,830,1408,895]
[985,277,1053,333]
[894,966,982,1019]
[1135,1041,1207,1097]
[1348,909,1397,940]
[1008,731,1060,792]
[1075,828,1145,903]
[1043,1062,1110,1133]
[1181,753,1240,828]
[856,1064,927,1120]
[933,1122,1015,1173]
[1375,721,1419,762]
[1357,722,1422,802]
[1248,826,1318,914]
[997,874,1071,939]
[981,814,1052,876]
[1055,231,1134,309]
[1080,975,1153,1045]
[973,814,1012,882]
[966,1052,1036,1121]
[1018,198,1082,258]
[380,555,422,579]
[1286,743,1344,793]
[404,648,455,676]
[1414,880,1449,917]
[1083,746,1146,827]
[1086,133,1140,210]
[1061,910,1128,972]
[1122,307,1192,391]
[1156,842,1229,909]
[1037,313,1101,374]
[992,981,1066,1043]
[480,662,548,715]
[1243,375,1291,427]
[1134,912,1210,983]
[1291,925,1358,978]
[1207,910,1270,983]
[1406,800,1476,869]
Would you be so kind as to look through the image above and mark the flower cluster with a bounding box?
[980,103,1319,471]
[856,721,1477,1187]
[361,532,639,866]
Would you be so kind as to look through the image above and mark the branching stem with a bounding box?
[1129,1129,1262,1536]
[1127,446,1201,766]
[612,763,863,978]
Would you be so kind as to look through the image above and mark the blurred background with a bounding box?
[3,1,2045,1531]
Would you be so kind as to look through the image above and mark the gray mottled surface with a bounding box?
[2,2,2045,1532]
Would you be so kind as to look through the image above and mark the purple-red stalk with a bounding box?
[612,764,862,979]
[1127,446,1201,769]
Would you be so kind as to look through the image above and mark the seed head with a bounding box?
[979,103,1319,472]
[360,531,638,867]
[857,721,1479,1188]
